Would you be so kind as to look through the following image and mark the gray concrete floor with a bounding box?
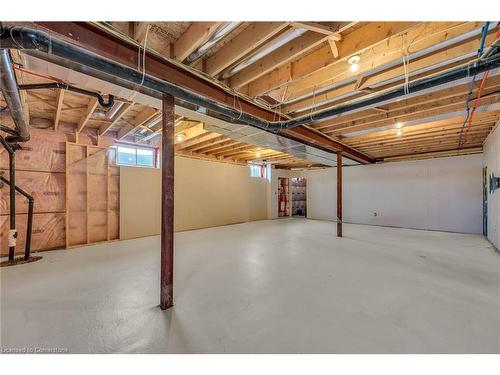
[1,218,499,353]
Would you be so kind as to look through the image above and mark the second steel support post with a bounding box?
[160,93,175,310]
[337,151,342,237]
[8,145,16,260]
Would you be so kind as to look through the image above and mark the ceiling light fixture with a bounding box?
[175,132,186,142]
[256,152,261,157]
[396,129,403,136]
[396,122,403,129]
[348,55,361,73]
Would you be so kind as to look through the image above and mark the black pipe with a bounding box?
[0,124,19,136]
[1,26,500,134]
[0,136,17,261]
[18,83,115,108]
[0,175,34,260]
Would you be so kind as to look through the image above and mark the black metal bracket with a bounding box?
[490,173,500,194]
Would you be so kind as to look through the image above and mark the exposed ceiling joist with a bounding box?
[53,89,65,130]
[291,22,342,38]
[205,22,290,77]
[99,102,134,135]
[229,31,330,89]
[174,22,224,62]
[117,107,158,140]
[77,97,98,133]
[242,22,418,97]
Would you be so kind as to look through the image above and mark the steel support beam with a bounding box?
[33,22,279,122]
[25,22,373,164]
[8,146,16,259]
[160,93,175,310]
[337,151,343,237]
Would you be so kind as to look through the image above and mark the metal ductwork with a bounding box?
[0,49,30,142]
[1,26,499,138]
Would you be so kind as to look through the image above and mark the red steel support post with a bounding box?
[337,151,343,237]
[160,93,175,310]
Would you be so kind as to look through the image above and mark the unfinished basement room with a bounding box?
[1,6,500,363]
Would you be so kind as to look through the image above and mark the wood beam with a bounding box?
[35,22,284,123]
[117,107,158,140]
[134,22,150,42]
[53,89,65,131]
[313,78,500,133]
[77,97,98,133]
[276,22,485,104]
[229,31,328,89]
[321,93,500,137]
[381,147,483,162]
[244,22,417,97]
[175,132,219,150]
[32,22,371,163]
[174,22,223,62]
[205,22,289,77]
[291,22,342,38]
[99,102,134,135]
[160,93,174,310]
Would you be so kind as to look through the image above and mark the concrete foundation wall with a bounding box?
[120,156,268,239]
[484,124,500,248]
[304,154,483,234]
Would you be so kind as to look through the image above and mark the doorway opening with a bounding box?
[278,177,290,217]
[291,177,307,217]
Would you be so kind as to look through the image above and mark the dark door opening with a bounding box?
[291,177,307,217]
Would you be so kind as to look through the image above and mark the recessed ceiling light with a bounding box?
[347,55,361,73]
[396,122,403,129]
[396,129,403,136]
[348,55,361,65]
[175,133,186,142]
[256,152,261,157]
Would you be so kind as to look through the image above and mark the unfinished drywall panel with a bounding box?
[120,166,161,239]
[304,154,483,234]
[484,124,500,249]
[120,156,268,240]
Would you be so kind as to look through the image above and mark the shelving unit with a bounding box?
[291,177,307,217]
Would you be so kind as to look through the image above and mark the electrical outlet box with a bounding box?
[490,173,500,193]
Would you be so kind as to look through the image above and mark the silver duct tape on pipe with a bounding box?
[0,49,30,142]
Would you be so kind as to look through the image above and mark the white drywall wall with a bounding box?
[120,156,268,239]
[304,154,483,234]
[484,124,500,249]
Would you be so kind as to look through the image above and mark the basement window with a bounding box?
[116,145,155,168]
[249,164,268,179]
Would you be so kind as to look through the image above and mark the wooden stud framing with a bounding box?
[53,89,65,131]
